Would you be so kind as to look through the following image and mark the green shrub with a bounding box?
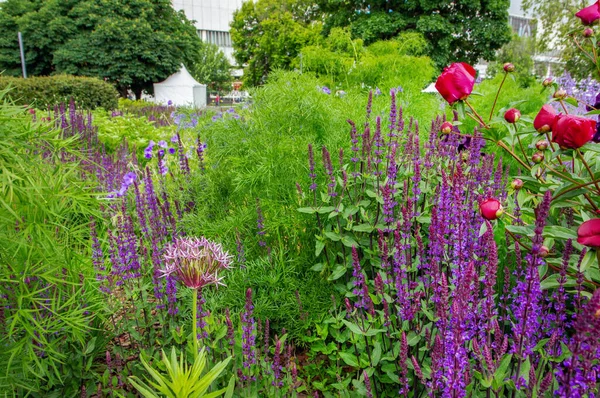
[0,75,119,110]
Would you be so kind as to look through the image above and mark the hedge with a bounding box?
[0,75,119,110]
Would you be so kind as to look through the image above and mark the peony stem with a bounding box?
[577,148,600,195]
[553,177,600,200]
[558,99,570,114]
[464,99,490,129]
[513,124,528,160]
[497,140,531,171]
[489,72,508,122]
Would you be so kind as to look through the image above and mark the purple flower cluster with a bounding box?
[241,288,257,381]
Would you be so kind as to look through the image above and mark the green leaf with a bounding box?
[325,231,341,241]
[493,354,513,386]
[341,236,358,247]
[353,223,374,233]
[315,240,325,257]
[342,319,364,335]
[317,206,336,214]
[339,351,360,368]
[372,341,382,366]
[297,207,316,214]
[543,225,577,240]
[505,225,534,237]
[328,265,347,281]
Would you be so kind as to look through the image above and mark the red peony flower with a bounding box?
[552,114,596,149]
[576,1,600,25]
[479,198,503,221]
[435,62,477,105]
[533,104,558,133]
[504,108,521,124]
[577,219,600,247]
[440,121,453,134]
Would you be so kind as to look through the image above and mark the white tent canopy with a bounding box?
[153,65,207,108]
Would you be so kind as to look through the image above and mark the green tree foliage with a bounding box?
[523,1,600,80]
[0,0,201,98]
[316,0,513,69]
[487,33,537,87]
[191,41,232,92]
[299,30,433,90]
[230,0,322,86]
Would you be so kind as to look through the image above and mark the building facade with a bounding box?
[171,0,243,68]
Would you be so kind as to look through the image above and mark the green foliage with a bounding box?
[92,110,176,155]
[487,33,537,88]
[0,74,118,110]
[456,74,547,161]
[299,38,437,94]
[0,89,105,393]
[230,0,322,86]
[317,0,512,69]
[180,70,439,339]
[191,41,233,92]
[129,347,232,398]
[0,0,201,98]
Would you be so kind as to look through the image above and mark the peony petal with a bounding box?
[459,62,477,78]
[576,1,600,25]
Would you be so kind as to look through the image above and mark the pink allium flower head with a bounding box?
[162,237,232,289]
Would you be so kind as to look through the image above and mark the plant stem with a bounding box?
[192,288,198,358]
[496,141,531,171]
[576,148,600,195]
[464,100,490,129]
[489,72,508,121]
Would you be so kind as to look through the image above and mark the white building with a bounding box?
[171,0,243,71]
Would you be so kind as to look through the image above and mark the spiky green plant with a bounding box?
[129,347,233,398]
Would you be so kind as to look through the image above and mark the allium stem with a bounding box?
[192,288,198,357]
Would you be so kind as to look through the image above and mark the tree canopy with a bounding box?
[230,0,322,87]
[316,0,513,69]
[0,0,202,98]
[190,41,232,92]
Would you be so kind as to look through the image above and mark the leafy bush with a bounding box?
[0,75,118,110]
[0,89,105,393]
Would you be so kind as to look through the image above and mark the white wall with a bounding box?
[172,0,244,32]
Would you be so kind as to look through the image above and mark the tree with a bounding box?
[0,0,201,98]
[230,0,322,86]
[521,0,585,53]
[521,0,598,80]
[316,0,512,69]
[487,33,537,87]
[190,41,232,92]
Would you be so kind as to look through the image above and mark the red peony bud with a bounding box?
[577,219,600,247]
[553,88,568,100]
[511,179,524,190]
[576,1,600,25]
[435,62,477,105]
[542,78,554,87]
[504,108,521,124]
[503,63,515,72]
[539,246,550,258]
[584,27,595,37]
[536,140,549,151]
[533,104,558,133]
[532,152,545,163]
[552,114,596,149]
[440,121,453,135]
[480,198,503,221]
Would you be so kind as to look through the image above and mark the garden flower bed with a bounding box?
[2,4,600,397]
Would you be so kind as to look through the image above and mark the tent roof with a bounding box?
[155,65,205,87]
